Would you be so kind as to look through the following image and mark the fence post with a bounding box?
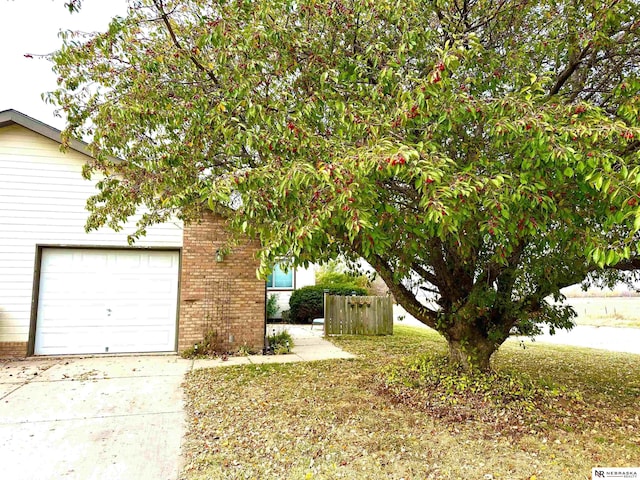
[323,289,329,335]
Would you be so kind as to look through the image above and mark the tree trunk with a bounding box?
[447,338,496,372]
[445,320,503,372]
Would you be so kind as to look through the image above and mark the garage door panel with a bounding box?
[38,327,175,355]
[43,251,107,271]
[111,305,174,322]
[110,276,177,296]
[108,327,174,348]
[146,254,177,269]
[36,329,109,355]
[34,248,179,355]
[113,254,142,268]
[37,305,106,325]
[78,252,109,269]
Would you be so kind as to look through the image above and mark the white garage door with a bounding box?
[35,248,180,355]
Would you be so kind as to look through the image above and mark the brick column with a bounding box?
[178,211,266,353]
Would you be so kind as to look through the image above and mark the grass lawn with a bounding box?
[180,326,640,480]
[567,297,640,329]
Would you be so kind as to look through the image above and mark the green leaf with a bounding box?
[633,212,640,232]
[594,175,604,191]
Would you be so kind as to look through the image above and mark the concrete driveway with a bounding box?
[0,332,354,480]
[0,355,191,480]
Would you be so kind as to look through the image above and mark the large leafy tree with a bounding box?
[49,0,640,371]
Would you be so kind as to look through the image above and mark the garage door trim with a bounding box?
[28,244,182,356]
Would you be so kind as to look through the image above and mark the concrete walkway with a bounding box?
[190,324,355,369]
[0,329,353,480]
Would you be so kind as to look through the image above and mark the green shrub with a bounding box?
[237,343,258,356]
[315,271,369,290]
[289,285,367,324]
[266,293,279,320]
[267,330,294,354]
[315,259,370,290]
[180,329,221,358]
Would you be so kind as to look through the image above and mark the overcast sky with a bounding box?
[0,0,128,129]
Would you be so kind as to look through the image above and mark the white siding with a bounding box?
[295,265,317,289]
[267,265,317,318]
[268,291,292,318]
[0,125,183,343]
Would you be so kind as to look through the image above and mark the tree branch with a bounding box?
[621,140,640,157]
[411,262,442,289]
[152,0,220,87]
[548,44,591,97]
[607,257,640,271]
[427,238,459,303]
[369,254,439,329]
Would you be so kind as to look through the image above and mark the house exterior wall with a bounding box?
[179,210,265,353]
[0,124,183,356]
[296,265,316,288]
[270,293,292,318]
[268,264,317,318]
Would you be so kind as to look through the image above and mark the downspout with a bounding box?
[263,281,268,354]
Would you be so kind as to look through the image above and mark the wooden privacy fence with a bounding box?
[324,295,393,335]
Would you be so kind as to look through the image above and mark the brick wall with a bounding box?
[179,210,266,354]
[0,342,28,357]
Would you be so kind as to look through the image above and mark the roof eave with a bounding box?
[0,109,94,159]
